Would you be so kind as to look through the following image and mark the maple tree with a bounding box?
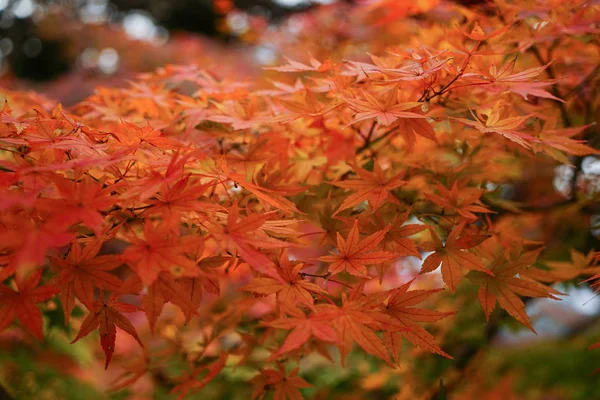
[1,0,600,399]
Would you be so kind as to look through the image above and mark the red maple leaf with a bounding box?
[251,365,311,400]
[170,354,228,400]
[122,220,204,286]
[0,268,59,341]
[71,294,144,369]
[49,239,123,323]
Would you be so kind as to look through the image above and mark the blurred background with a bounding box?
[1,0,600,399]
[0,0,338,104]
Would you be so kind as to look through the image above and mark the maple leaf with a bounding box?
[140,272,203,332]
[532,123,599,163]
[71,294,143,369]
[132,150,200,202]
[171,354,228,400]
[49,239,123,324]
[381,280,454,361]
[395,116,437,149]
[314,282,405,367]
[264,54,336,73]
[0,268,59,341]
[251,366,311,400]
[224,163,305,215]
[255,78,306,97]
[420,222,493,293]
[480,59,563,101]
[452,103,538,149]
[357,207,427,280]
[223,134,286,174]
[210,202,287,282]
[330,162,406,216]
[264,308,338,357]
[41,175,115,232]
[0,212,74,283]
[242,249,326,311]
[468,247,558,332]
[122,221,204,286]
[270,90,339,123]
[340,87,427,126]
[1,101,36,134]
[144,175,217,225]
[206,97,270,130]
[425,181,493,221]
[113,121,180,149]
[360,207,426,258]
[318,220,396,278]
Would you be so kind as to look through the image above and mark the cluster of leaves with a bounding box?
[1,0,599,398]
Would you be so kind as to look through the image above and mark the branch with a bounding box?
[0,381,14,400]
[356,126,397,155]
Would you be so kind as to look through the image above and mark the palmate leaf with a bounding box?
[211,201,288,282]
[312,281,411,367]
[71,294,143,369]
[468,247,558,332]
[451,102,538,149]
[49,239,123,324]
[170,354,228,400]
[329,162,406,216]
[242,249,326,311]
[382,280,455,360]
[340,86,427,126]
[0,0,598,390]
[139,272,202,332]
[122,220,204,286]
[0,268,59,341]
[264,308,338,358]
[251,365,311,400]
[317,219,396,278]
[420,222,493,293]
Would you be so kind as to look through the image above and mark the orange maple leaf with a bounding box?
[264,54,336,73]
[452,103,538,149]
[468,247,558,332]
[330,162,406,216]
[382,280,455,361]
[426,181,493,221]
[314,282,408,367]
[210,202,287,282]
[420,222,493,293]
[264,308,338,358]
[318,220,396,278]
[340,87,427,126]
[242,249,326,311]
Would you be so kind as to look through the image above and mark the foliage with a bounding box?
[1,0,600,399]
